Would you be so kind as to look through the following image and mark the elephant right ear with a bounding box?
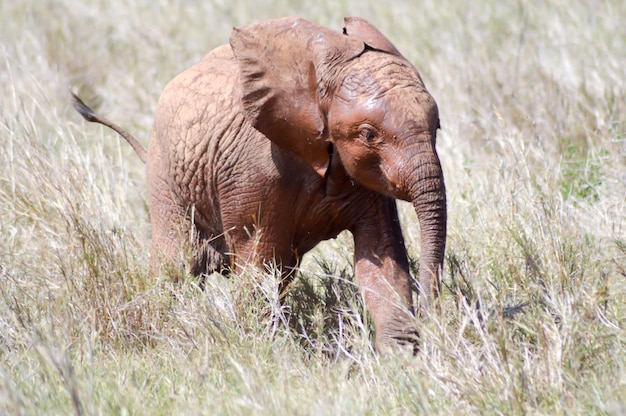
[343,17,403,57]
[230,17,364,177]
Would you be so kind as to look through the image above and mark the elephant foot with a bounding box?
[374,312,420,355]
[376,327,420,356]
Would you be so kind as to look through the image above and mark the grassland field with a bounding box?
[1,0,625,414]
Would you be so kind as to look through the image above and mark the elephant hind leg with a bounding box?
[148,205,193,279]
[149,197,228,281]
[191,230,230,278]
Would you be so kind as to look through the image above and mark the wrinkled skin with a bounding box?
[114,17,446,351]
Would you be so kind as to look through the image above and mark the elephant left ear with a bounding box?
[230,17,365,177]
[343,17,403,58]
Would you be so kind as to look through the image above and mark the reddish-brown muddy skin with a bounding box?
[100,17,447,351]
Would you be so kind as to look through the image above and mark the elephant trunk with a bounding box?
[406,150,447,314]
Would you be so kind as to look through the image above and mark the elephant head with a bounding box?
[230,17,446,311]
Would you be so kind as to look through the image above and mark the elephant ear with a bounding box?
[230,17,365,177]
[343,17,403,58]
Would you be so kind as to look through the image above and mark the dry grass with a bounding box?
[1,0,625,414]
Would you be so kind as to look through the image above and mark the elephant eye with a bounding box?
[359,127,377,142]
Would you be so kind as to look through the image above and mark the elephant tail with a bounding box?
[71,91,147,164]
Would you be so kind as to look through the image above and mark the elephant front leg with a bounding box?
[352,197,418,352]
[225,220,298,286]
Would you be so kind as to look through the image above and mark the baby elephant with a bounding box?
[73,17,447,352]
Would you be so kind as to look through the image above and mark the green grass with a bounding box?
[1,0,625,414]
